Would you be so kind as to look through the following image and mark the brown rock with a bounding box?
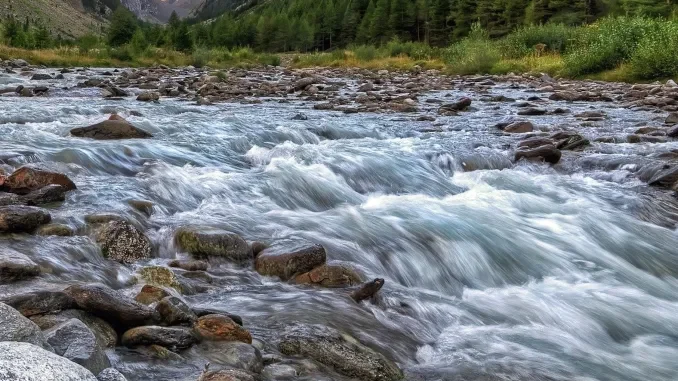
[2,167,76,195]
[350,278,385,303]
[175,227,250,262]
[1,291,75,317]
[168,259,209,272]
[70,120,152,140]
[122,326,198,350]
[135,284,171,305]
[515,145,562,164]
[294,262,363,288]
[255,239,326,281]
[0,205,51,233]
[504,121,534,133]
[193,314,252,344]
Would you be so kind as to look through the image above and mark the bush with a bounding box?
[109,45,133,62]
[500,23,579,58]
[443,23,500,75]
[352,45,380,61]
[384,39,436,60]
[191,47,211,67]
[563,16,660,77]
[258,53,281,66]
[630,21,678,79]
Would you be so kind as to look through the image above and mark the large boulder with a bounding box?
[31,309,118,349]
[0,342,98,381]
[0,248,40,282]
[64,284,158,330]
[2,167,76,195]
[121,326,198,351]
[1,290,75,316]
[0,303,49,348]
[175,227,250,261]
[44,318,111,374]
[193,314,252,344]
[293,261,363,288]
[71,120,152,140]
[155,296,197,326]
[138,266,182,292]
[278,324,402,381]
[95,221,152,264]
[255,239,326,281]
[0,205,51,233]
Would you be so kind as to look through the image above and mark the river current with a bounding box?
[1,69,678,381]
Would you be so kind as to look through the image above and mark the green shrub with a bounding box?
[500,23,578,58]
[630,21,678,79]
[384,39,436,60]
[352,45,380,61]
[330,49,348,61]
[443,23,500,75]
[191,47,211,67]
[109,45,133,62]
[258,53,281,66]
[563,16,660,77]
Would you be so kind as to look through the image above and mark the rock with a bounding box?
[294,261,363,288]
[2,290,75,316]
[503,121,534,133]
[168,259,209,271]
[85,214,125,224]
[262,364,297,379]
[314,102,334,110]
[517,107,547,116]
[10,59,29,67]
[350,278,385,303]
[30,309,118,348]
[137,91,160,102]
[97,368,128,381]
[135,284,172,305]
[0,342,98,381]
[251,242,267,257]
[255,239,326,281]
[193,314,252,343]
[0,302,49,347]
[95,221,152,264]
[128,199,154,216]
[64,283,158,329]
[515,145,562,164]
[291,113,308,121]
[278,324,402,381]
[0,192,20,206]
[668,125,678,138]
[121,326,198,350]
[31,73,53,80]
[155,296,197,326]
[37,223,75,236]
[45,318,111,374]
[439,97,472,113]
[575,110,606,120]
[192,308,243,326]
[21,185,67,205]
[666,112,678,125]
[666,79,678,88]
[71,120,153,140]
[200,369,256,381]
[517,137,553,149]
[294,77,319,91]
[19,87,33,97]
[175,227,250,261]
[2,166,76,194]
[199,341,263,373]
[556,134,590,151]
[0,248,40,282]
[649,166,678,188]
[138,266,182,292]
[358,82,374,92]
[0,205,51,233]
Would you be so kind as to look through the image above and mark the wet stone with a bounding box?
[121,326,198,351]
[255,239,327,281]
[96,221,152,264]
[0,302,49,348]
[135,284,172,305]
[1,290,75,316]
[0,248,40,282]
[193,314,252,344]
[0,205,51,233]
[155,296,197,326]
[44,318,111,374]
[2,166,76,195]
[175,227,251,262]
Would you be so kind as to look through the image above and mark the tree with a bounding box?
[130,29,148,55]
[370,0,392,44]
[173,22,193,52]
[107,7,137,46]
[33,26,51,49]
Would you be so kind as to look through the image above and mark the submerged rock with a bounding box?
[44,318,111,374]
[175,227,251,261]
[71,120,153,140]
[197,341,263,373]
[0,248,40,282]
[0,302,49,348]
[168,259,209,271]
[193,314,252,344]
[0,342,98,381]
[278,324,402,381]
[121,326,198,350]
[2,166,76,195]
[255,239,326,281]
[95,221,152,264]
[64,283,158,329]
[0,205,51,233]
[37,223,75,236]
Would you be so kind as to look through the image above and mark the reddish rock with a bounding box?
[294,262,363,288]
[3,167,76,195]
[193,314,252,344]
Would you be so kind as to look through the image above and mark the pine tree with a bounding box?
[107,7,137,47]
[356,0,376,43]
[173,22,193,52]
[370,0,392,44]
[429,0,450,46]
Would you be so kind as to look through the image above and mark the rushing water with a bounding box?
[2,69,678,381]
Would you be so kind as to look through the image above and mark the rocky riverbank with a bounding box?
[1,58,678,381]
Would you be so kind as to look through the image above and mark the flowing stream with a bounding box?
[2,69,678,381]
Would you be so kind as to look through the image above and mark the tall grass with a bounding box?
[500,23,579,58]
[630,21,678,79]
[443,23,501,75]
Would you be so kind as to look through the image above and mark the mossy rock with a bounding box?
[174,226,251,262]
[138,266,182,293]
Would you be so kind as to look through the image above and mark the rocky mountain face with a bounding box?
[120,0,207,22]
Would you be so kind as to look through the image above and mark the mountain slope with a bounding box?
[0,0,113,38]
[120,0,207,22]
[191,0,255,20]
